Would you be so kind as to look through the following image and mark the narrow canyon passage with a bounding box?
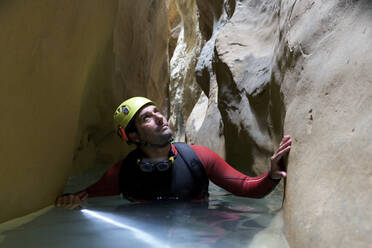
[1,0,371,247]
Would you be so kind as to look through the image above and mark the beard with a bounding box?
[139,126,174,146]
[154,127,173,145]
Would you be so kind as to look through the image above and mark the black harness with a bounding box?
[119,142,209,201]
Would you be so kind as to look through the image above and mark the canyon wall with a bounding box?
[277,1,372,247]
[71,0,169,175]
[179,0,372,247]
[0,0,169,223]
[168,0,203,142]
[0,0,118,223]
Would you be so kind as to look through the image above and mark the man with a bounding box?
[56,97,291,209]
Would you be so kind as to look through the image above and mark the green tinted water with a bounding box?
[0,183,288,248]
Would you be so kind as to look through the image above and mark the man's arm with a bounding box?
[55,160,122,209]
[191,136,291,198]
[83,161,122,197]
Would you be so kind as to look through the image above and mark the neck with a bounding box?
[140,143,171,158]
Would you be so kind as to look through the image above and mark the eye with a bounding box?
[143,114,151,122]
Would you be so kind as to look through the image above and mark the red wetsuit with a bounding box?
[84,144,279,199]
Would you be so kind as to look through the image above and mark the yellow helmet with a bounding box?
[113,97,155,142]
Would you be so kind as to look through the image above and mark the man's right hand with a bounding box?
[55,191,88,210]
[269,135,291,179]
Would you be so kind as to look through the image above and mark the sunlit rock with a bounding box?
[168,0,182,60]
[168,0,203,142]
[185,90,225,159]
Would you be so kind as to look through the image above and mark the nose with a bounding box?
[154,112,164,124]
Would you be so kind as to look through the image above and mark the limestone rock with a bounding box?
[192,0,372,246]
[275,1,372,247]
[0,0,118,223]
[185,0,230,159]
[186,90,225,158]
[214,0,280,174]
[72,0,170,175]
[168,0,203,142]
[0,0,170,223]
[168,0,182,60]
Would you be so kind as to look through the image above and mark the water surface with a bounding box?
[0,183,287,248]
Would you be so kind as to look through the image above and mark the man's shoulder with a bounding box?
[173,143,218,161]
[189,144,213,153]
[172,142,210,153]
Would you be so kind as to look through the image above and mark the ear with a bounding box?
[128,132,141,143]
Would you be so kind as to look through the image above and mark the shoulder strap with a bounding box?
[173,142,209,196]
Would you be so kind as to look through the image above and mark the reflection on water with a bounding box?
[82,209,169,248]
[0,184,288,248]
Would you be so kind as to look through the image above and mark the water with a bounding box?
[0,183,288,248]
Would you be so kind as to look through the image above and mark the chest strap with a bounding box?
[173,142,209,198]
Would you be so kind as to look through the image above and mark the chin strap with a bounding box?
[137,136,175,148]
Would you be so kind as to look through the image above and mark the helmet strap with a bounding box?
[118,126,129,142]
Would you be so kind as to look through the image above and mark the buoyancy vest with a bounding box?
[119,142,209,201]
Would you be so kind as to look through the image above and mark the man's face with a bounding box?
[133,105,173,145]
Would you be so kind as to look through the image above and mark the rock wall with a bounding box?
[0,0,170,223]
[0,0,118,223]
[277,1,372,247]
[71,0,169,175]
[182,0,372,247]
[168,0,203,142]
[214,0,281,175]
[182,0,228,158]
[182,0,283,171]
